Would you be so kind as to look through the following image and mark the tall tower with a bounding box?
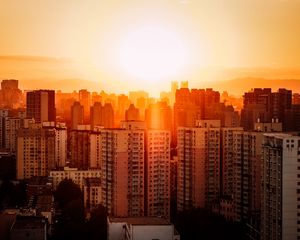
[177,120,221,211]
[79,89,91,123]
[101,128,145,217]
[102,103,114,128]
[90,102,102,129]
[125,104,140,121]
[71,101,84,130]
[26,90,56,123]
[145,130,171,219]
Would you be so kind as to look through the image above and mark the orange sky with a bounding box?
[1,0,300,95]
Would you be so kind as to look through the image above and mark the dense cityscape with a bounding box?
[0,79,300,239]
[2,0,300,239]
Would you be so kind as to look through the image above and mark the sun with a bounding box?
[118,25,188,83]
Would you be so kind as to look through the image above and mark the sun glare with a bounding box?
[119,25,188,83]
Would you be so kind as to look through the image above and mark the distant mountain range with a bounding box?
[1,55,300,95]
[206,78,300,95]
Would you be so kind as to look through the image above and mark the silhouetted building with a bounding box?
[71,101,84,130]
[0,152,16,179]
[241,88,292,130]
[102,103,114,128]
[26,90,55,123]
[0,79,22,108]
[125,104,140,121]
[90,102,102,129]
[70,125,90,170]
[79,89,91,123]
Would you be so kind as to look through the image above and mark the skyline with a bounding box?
[1,0,300,95]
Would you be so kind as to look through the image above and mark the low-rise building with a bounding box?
[49,167,101,190]
[108,217,180,240]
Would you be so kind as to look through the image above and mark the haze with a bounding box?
[1,0,300,95]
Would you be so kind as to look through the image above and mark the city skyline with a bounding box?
[2,1,300,239]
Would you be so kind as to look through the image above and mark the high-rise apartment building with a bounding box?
[102,103,114,128]
[125,104,140,121]
[71,101,84,130]
[70,125,91,170]
[101,128,145,217]
[0,79,22,108]
[26,90,56,123]
[79,89,91,123]
[17,122,67,179]
[261,133,300,240]
[241,88,292,130]
[17,124,55,179]
[145,130,171,219]
[177,120,221,211]
[90,102,102,129]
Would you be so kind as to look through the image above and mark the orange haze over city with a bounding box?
[1,0,300,96]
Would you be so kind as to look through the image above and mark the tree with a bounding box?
[174,208,246,240]
[54,179,82,208]
[52,179,86,240]
[87,205,107,240]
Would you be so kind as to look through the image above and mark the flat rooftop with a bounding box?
[109,217,170,225]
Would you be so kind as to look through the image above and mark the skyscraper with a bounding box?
[0,79,22,108]
[71,101,84,130]
[241,88,292,130]
[26,90,56,123]
[79,89,91,123]
[146,130,171,219]
[90,102,102,129]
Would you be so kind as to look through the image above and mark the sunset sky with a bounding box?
[1,0,300,95]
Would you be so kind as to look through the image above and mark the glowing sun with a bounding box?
[119,25,188,83]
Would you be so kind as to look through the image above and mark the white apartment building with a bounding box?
[261,133,300,240]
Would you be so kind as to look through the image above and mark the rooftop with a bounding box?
[109,217,170,225]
